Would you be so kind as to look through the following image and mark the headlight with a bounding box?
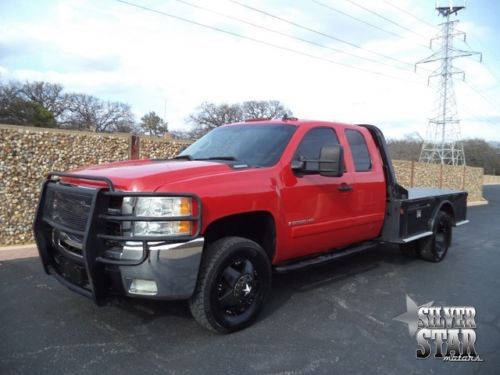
[131,197,191,217]
[122,197,193,237]
[133,220,191,237]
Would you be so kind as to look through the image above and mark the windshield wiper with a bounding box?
[173,155,194,160]
[194,156,238,161]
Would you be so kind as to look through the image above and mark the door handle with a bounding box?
[337,183,353,192]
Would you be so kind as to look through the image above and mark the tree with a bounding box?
[66,93,135,132]
[0,81,19,111]
[19,81,69,121]
[13,100,55,127]
[0,79,136,132]
[140,111,168,136]
[188,100,292,137]
[387,133,423,161]
[241,100,291,119]
[0,81,56,127]
[462,139,500,175]
[188,102,242,137]
[387,135,500,174]
[114,121,137,134]
[170,129,196,140]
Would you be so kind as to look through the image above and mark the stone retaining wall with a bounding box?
[1,124,131,245]
[139,135,191,159]
[483,174,500,185]
[392,160,483,202]
[0,124,485,246]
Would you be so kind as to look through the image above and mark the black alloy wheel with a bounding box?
[189,237,272,333]
[213,257,259,319]
[420,211,452,262]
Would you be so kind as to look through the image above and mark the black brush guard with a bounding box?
[33,172,201,305]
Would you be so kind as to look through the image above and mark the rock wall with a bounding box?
[0,124,131,245]
[464,166,484,202]
[483,175,500,185]
[393,160,483,202]
[0,124,485,246]
[391,160,412,187]
[139,136,191,159]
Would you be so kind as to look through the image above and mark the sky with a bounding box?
[0,0,499,140]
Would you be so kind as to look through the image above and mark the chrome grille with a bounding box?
[43,186,93,231]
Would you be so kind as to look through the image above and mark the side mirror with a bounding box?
[319,143,344,177]
[291,159,304,171]
[291,144,344,177]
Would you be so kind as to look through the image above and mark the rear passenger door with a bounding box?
[344,128,386,241]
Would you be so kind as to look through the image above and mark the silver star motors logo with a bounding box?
[394,295,433,336]
[243,284,252,296]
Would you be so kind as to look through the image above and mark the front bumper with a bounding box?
[33,173,204,304]
[119,238,204,299]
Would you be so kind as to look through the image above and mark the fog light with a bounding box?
[128,279,158,295]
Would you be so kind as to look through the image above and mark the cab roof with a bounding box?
[228,118,363,131]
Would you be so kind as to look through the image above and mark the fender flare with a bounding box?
[429,200,455,230]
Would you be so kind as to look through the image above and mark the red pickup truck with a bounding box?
[34,118,468,333]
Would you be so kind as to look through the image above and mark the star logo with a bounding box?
[243,284,252,296]
[393,295,434,336]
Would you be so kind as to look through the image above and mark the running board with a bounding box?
[401,231,433,243]
[274,241,378,273]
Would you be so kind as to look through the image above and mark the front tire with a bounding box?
[419,211,453,262]
[189,236,272,333]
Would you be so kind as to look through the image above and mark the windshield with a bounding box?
[178,124,296,167]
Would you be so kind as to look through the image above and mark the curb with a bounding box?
[0,244,38,261]
[0,244,37,252]
[467,200,488,207]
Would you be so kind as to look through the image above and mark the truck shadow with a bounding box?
[261,244,413,319]
[112,244,415,325]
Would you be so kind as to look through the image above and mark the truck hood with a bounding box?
[67,159,233,191]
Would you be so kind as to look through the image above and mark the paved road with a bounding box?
[1,186,499,375]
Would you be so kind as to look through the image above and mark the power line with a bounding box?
[342,0,431,41]
[463,39,500,85]
[461,80,500,115]
[453,96,500,140]
[458,102,500,128]
[114,0,422,83]
[379,0,436,29]
[312,0,430,49]
[312,0,400,39]
[465,36,500,65]
[461,43,498,101]
[425,83,500,132]
[173,0,416,73]
[229,0,417,69]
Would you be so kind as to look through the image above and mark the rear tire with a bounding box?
[189,236,272,333]
[419,211,452,262]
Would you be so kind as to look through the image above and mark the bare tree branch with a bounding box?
[65,93,134,132]
[188,100,292,137]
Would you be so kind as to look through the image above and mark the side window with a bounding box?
[346,129,371,172]
[294,128,340,170]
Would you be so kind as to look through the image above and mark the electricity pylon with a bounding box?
[416,1,481,165]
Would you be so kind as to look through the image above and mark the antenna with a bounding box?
[163,99,167,122]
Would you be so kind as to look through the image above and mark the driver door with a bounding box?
[281,127,358,260]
